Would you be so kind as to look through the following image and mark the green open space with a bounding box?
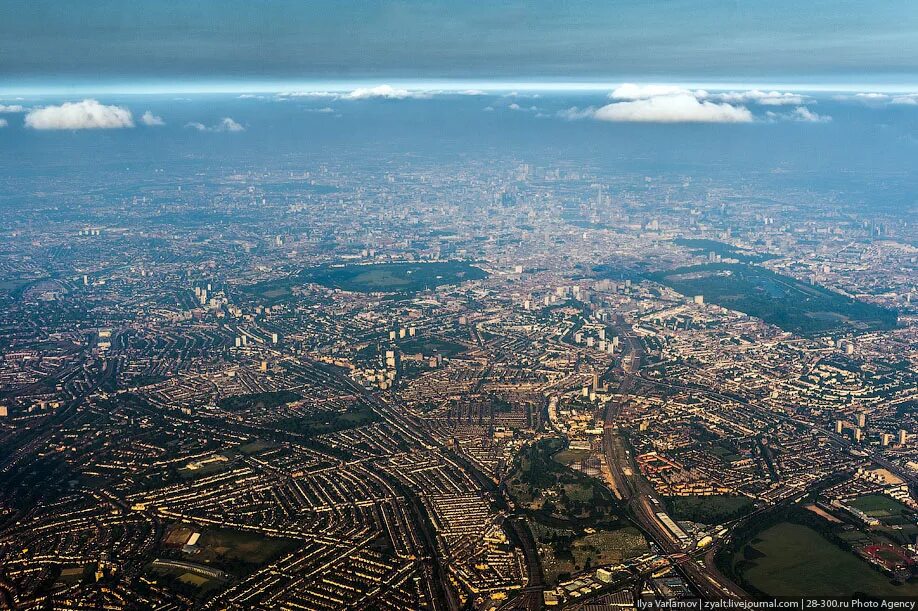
[848,495,912,518]
[397,336,467,357]
[248,261,487,301]
[194,528,298,567]
[310,261,487,293]
[732,522,918,598]
[651,263,897,336]
[552,448,592,467]
[237,439,277,455]
[217,390,302,412]
[57,565,88,584]
[276,402,379,437]
[147,561,227,597]
[665,494,754,524]
[530,520,647,585]
[162,524,299,579]
[508,438,624,530]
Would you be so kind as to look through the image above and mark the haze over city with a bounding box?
[0,2,916,610]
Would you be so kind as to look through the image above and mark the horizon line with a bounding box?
[3,78,918,97]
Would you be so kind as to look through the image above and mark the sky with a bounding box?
[2,0,918,93]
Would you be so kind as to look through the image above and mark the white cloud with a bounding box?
[276,91,338,99]
[276,86,485,102]
[186,117,244,132]
[24,99,134,130]
[219,117,244,131]
[342,85,430,100]
[711,90,805,105]
[141,111,165,126]
[590,83,821,123]
[502,91,541,99]
[0,105,25,113]
[594,94,753,123]
[766,107,832,123]
[791,107,831,122]
[855,92,890,100]
[891,94,918,105]
[507,103,539,112]
[0,119,7,128]
[305,106,336,113]
[557,106,597,120]
[611,83,803,106]
[839,92,918,106]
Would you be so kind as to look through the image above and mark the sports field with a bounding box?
[848,495,911,517]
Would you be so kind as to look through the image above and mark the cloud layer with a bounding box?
[766,107,832,123]
[25,99,134,130]
[141,110,165,126]
[557,84,825,124]
[275,84,486,102]
[342,85,429,100]
[711,90,805,105]
[595,93,753,123]
[186,117,244,132]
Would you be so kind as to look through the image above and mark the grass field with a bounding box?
[178,572,210,587]
[148,563,226,596]
[276,402,379,437]
[553,449,592,467]
[58,566,87,584]
[237,439,276,455]
[651,263,897,336]
[735,522,918,598]
[848,495,911,517]
[247,261,488,301]
[217,390,302,412]
[666,495,754,524]
[397,337,467,357]
[194,528,299,569]
[308,261,488,293]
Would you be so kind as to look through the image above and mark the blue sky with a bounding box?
[2,0,918,93]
